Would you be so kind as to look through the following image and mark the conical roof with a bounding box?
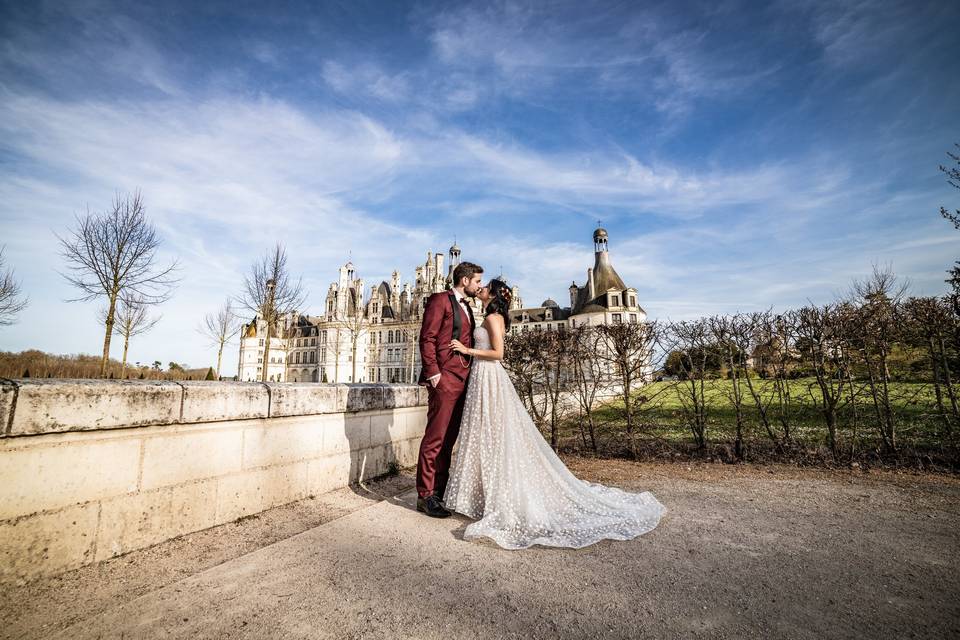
[592,249,626,292]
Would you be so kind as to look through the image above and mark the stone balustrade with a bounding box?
[0,380,429,584]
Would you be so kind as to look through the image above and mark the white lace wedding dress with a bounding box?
[444,325,667,549]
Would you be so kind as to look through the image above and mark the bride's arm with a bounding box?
[452,313,505,361]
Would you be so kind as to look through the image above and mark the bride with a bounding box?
[443,278,666,549]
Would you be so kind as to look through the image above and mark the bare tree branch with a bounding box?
[237,243,307,382]
[0,245,29,326]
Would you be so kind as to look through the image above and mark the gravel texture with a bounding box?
[2,459,958,640]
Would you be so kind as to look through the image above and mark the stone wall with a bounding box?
[0,380,429,584]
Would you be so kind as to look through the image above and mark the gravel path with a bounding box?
[2,459,958,639]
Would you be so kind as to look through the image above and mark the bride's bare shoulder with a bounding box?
[483,311,506,327]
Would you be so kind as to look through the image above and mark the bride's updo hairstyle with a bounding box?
[485,278,513,331]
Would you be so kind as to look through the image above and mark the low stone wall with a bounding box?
[0,380,429,584]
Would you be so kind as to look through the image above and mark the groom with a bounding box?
[415,261,483,518]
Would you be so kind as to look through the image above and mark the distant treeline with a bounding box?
[0,349,218,381]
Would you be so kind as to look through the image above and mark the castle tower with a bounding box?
[446,241,461,286]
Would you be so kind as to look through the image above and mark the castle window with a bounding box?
[310,352,316,363]
[612,313,622,324]
[388,330,394,343]
[259,339,264,347]
[295,353,301,364]
[612,295,620,307]
[630,314,637,323]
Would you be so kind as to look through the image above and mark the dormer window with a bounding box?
[611,294,620,307]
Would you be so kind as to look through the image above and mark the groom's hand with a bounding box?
[428,373,441,388]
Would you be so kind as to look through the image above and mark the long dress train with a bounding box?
[444,325,666,549]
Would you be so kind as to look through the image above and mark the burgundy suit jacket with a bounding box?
[417,291,476,386]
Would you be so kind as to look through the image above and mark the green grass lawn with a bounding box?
[556,377,957,463]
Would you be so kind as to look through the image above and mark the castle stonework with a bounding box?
[238,228,644,383]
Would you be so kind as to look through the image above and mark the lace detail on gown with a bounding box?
[444,325,666,549]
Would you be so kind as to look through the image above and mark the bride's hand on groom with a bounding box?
[449,339,469,355]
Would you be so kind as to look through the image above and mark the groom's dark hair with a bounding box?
[452,262,483,287]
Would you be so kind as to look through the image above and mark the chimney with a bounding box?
[587,268,595,299]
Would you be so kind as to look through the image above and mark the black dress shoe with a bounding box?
[417,494,451,518]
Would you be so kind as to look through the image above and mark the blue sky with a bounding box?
[0,0,958,374]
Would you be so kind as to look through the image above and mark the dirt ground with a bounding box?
[2,458,958,639]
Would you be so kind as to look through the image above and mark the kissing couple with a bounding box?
[415,261,666,549]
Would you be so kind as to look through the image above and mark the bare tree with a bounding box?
[56,191,179,377]
[329,311,369,383]
[663,318,713,451]
[532,328,575,451]
[569,325,613,453]
[708,313,753,459]
[99,293,161,377]
[939,143,960,230]
[901,296,959,435]
[595,320,659,458]
[849,265,909,453]
[238,243,307,382]
[740,310,792,450]
[794,303,854,457]
[0,246,28,326]
[198,298,240,379]
[503,330,551,431]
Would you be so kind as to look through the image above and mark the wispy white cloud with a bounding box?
[321,61,411,102]
[0,0,955,374]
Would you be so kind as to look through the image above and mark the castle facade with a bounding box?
[238,228,645,383]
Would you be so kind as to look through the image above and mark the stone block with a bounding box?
[369,411,399,448]
[0,437,141,520]
[353,443,398,482]
[395,436,422,467]
[95,479,218,561]
[416,385,431,405]
[339,384,384,412]
[396,407,427,442]
[214,463,308,524]
[322,414,369,455]
[241,417,325,469]
[306,453,353,495]
[382,385,421,409]
[266,383,341,417]
[0,502,99,583]
[178,381,268,423]
[140,427,243,491]
[7,379,181,436]
[0,380,15,436]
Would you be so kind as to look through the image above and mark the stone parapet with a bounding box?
[0,380,428,584]
[0,379,427,437]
